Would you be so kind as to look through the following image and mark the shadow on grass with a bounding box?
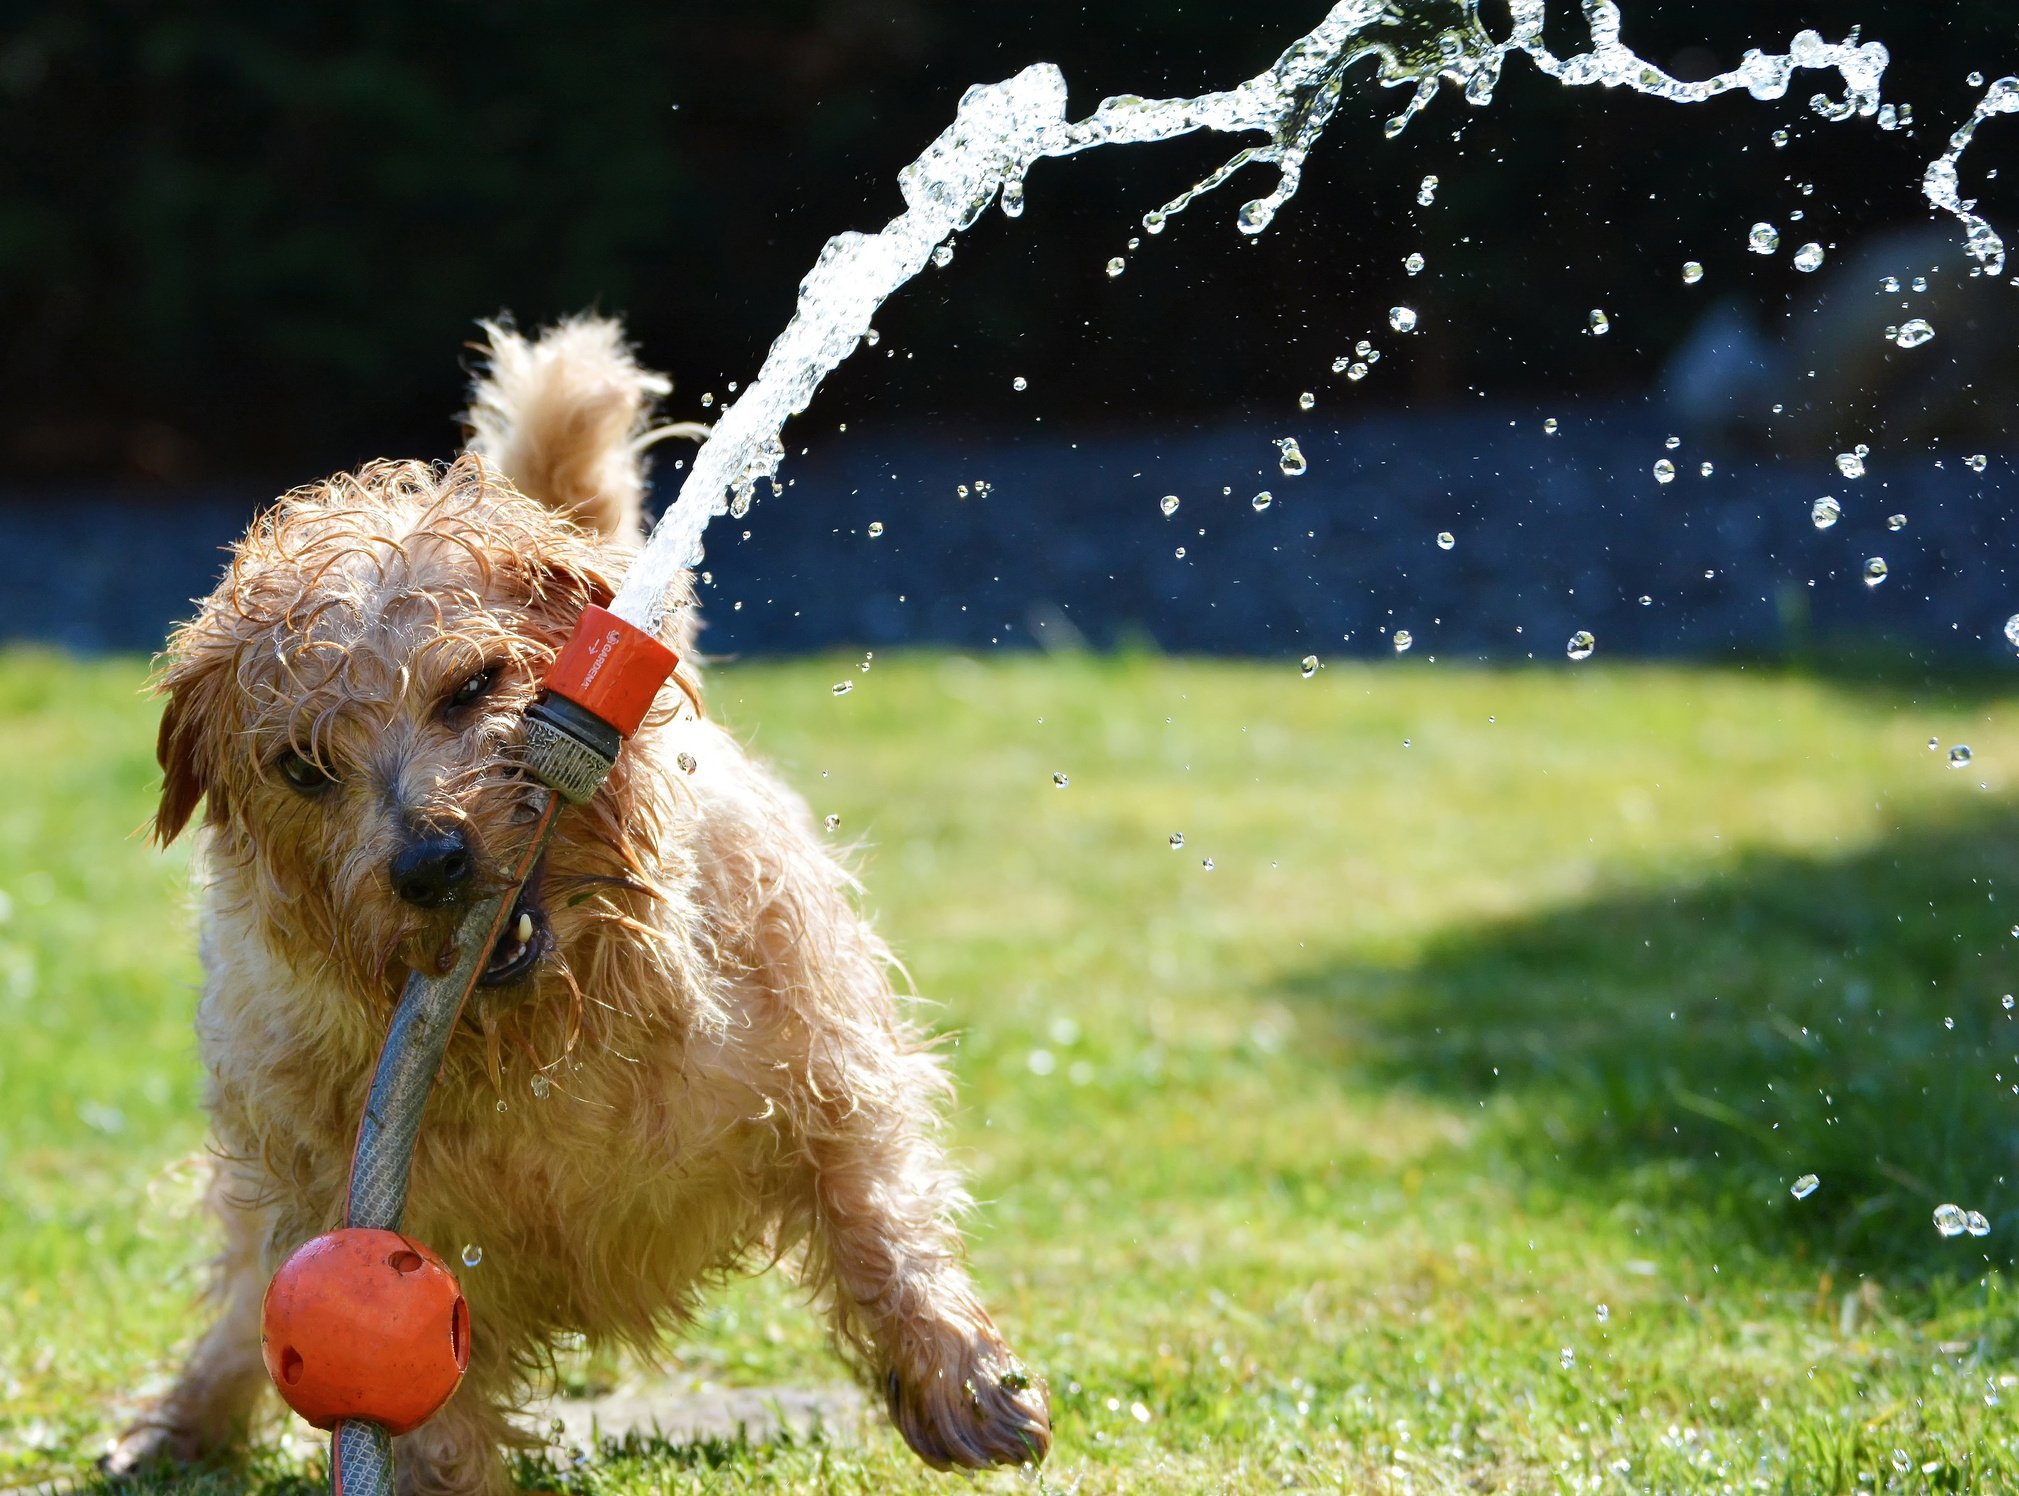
[1279,806,2019,1276]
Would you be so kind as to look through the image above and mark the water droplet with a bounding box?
[1141,208,1165,235]
[1174,546,1187,558]
[1886,513,1907,531]
[699,392,714,409]
[1563,629,1599,662]
[1404,251,1426,275]
[1836,450,1866,479]
[1052,772,1069,788]
[1864,556,1889,587]
[1968,453,1990,473]
[1201,857,1216,872]
[932,241,954,268]
[1699,461,1715,478]
[1811,496,1842,528]
[676,751,698,775]
[1950,745,1974,768]
[1105,256,1126,278]
[1791,1174,1820,1200]
[2005,994,2015,1010]
[1012,376,1028,391]
[1393,630,1414,653]
[1895,318,1936,348]
[1160,495,1180,517]
[1169,832,1185,850]
[1543,417,1560,435]
[824,813,841,832]
[1596,1303,1610,1323]
[2004,614,2019,648]
[1749,222,1781,254]
[1911,275,1929,293]
[832,680,853,696]
[1389,306,1419,334]
[1346,361,1369,381]
[1653,459,1675,484]
[1417,174,1439,206]
[1275,439,1307,477]
[1970,69,1988,88]
[530,1074,551,1100]
[1935,1202,1970,1237]
[1237,199,1273,234]
[1639,595,1652,607]
[1298,391,1316,411]
[1251,490,1274,512]
[1664,434,1681,450]
[1968,1210,1992,1237]
[867,520,885,538]
[863,327,880,348]
[494,1098,508,1113]
[1682,260,1704,284]
[462,1243,484,1267]
[1436,531,1455,550]
[1588,308,1610,335]
[1299,655,1319,678]
[1560,1347,1576,1371]
[1793,242,1826,272]
[1771,127,1791,148]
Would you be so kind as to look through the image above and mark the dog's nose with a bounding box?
[390,829,475,908]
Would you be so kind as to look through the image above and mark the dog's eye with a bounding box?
[447,667,499,712]
[274,749,335,795]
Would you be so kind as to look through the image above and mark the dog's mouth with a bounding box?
[477,860,552,988]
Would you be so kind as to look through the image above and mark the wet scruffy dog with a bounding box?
[109,317,1050,1492]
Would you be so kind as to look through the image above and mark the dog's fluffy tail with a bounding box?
[464,315,704,541]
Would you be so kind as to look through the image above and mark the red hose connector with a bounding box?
[542,604,678,739]
[523,606,679,802]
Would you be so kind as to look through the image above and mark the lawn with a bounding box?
[3,645,2017,1493]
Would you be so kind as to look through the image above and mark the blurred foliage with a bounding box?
[1,1,2012,479]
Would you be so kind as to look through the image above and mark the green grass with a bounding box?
[4,645,2019,1493]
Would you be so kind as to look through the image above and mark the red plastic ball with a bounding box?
[260,1228,470,1435]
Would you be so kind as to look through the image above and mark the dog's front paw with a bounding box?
[101,1418,214,1480]
[884,1330,1052,1471]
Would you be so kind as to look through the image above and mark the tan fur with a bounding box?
[462,315,706,542]
[110,320,1049,1494]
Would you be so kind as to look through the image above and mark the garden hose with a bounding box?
[259,606,679,1496]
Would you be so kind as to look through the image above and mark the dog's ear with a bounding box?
[152,633,230,845]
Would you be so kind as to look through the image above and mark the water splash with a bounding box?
[1921,76,2019,277]
[610,0,1944,631]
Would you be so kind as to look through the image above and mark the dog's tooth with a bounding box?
[515,912,534,946]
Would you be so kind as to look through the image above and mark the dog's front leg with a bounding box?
[104,1161,276,1475]
[740,901,1052,1468]
[798,1104,1053,1471]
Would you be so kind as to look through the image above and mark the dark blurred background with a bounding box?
[2,1,2015,659]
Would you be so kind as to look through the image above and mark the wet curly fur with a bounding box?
[108,317,1050,1493]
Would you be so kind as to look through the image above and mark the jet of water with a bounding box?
[610,0,1996,634]
[1923,75,2019,278]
